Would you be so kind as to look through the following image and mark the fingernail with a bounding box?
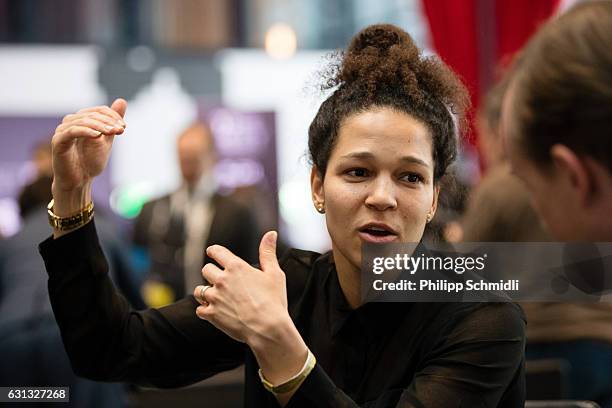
[117,121,125,128]
[104,125,114,132]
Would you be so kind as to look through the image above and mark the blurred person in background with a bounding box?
[0,141,143,407]
[133,122,259,303]
[462,76,550,243]
[502,2,612,406]
[18,141,54,218]
[39,25,526,407]
[460,74,556,400]
[31,139,53,178]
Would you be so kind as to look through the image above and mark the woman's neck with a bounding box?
[331,248,362,310]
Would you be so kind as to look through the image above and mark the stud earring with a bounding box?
[426,214,432,223]
[316,203,325,214]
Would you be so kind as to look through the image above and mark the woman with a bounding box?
[502,2,612,406]
[41,25,525,407]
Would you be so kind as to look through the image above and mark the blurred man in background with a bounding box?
[18,141,53,218]
[133,122,259,303]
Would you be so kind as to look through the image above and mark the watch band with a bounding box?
[47,199,94,231]
[258,348,316,395]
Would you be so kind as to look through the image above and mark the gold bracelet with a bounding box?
[47,199,94,231]
[258,348,316,395]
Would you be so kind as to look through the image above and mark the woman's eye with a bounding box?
[346,168,369,178]
[401,173,423,183]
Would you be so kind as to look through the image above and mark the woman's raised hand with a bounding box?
[50,98,127,218]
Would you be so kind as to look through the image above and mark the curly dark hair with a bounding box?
[308,24,470,181]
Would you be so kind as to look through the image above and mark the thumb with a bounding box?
[258,231,280,271]
[110,98,128,118]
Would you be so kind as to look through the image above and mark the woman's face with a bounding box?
[311,107,439,274]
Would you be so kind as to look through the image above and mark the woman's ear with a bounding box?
[550,144,593,208]
[310,166,325,209]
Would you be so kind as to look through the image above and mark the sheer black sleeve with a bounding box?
[39,219,245,388]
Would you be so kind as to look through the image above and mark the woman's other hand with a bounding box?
[194,231,289,344]
[50,99,127,219]
[194,231,309,395]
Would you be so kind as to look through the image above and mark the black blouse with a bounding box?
[39,220,526,407]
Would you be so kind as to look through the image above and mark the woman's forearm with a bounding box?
[41,222,245,386]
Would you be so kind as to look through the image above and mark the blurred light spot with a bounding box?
[127,46,156,72]
[109,182,155,219]
[142,280,175,307]
[0,198,20,237]
[265,23,297,59]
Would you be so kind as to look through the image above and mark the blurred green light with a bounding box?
[110,184,153,219]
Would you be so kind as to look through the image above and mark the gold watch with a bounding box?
[47,199,94,231]
[258,348,316,395]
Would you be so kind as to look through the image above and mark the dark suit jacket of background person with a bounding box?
[133,193,259,298]
[0,209,144,408]
[40,219,527,408]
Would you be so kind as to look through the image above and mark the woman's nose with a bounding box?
[365,177,398,211]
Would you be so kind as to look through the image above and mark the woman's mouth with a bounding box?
[358,224,398,243]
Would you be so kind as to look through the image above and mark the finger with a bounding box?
[54,125,105,146]
[206,244,244,269]
[201,263,223,285]
[258,231,280,272]
[193,285,214,305]
[58,117,124,136]
[78,105,125,125]
[110,98,128,118]
[193,286,206,305]
[196,304,212,320]
[201,285,217,304]
[63,112,125,129]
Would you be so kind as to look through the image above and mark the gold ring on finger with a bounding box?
[199,285,212,304]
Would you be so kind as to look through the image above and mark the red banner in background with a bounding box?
[422,0,480,146]
[495,0,560,68]
[421,0,560,159]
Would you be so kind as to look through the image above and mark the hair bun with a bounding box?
[317,23,468,140]
[337,24,421,91]
[347,24,417,58]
